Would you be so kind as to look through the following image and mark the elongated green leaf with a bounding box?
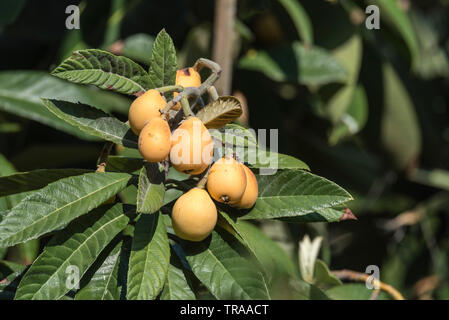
[52,49,153,95]
[243,148,310,171]
[16,239,40,265]
[0,71,132,140]
[0,260,27,299]
[160,251,196,300]
[0,153,16,212]
[239,169,352,221]
[326,283,391,300]
[314,259,342,288]
[381,63,421,170]
[210,123,257,148]
[42,99,138,148]
[182,228,270,300]
[0,169,91,197]
[127,212,170,300]
[289,278,330,300]
[136,163,165,214]
[75,240,123,300]
[0,153,15,176]
[324,34,362,123]
[218,211,296,284]
[196,96,243,129]
[106,156,144,173]
[238,42,347,86]
[329,85,368,145]
[122,33,154,66]
[375,0,420,68]
[279,206,348,223]
[148,29,177,89]
[0,172,132,249]
[0,260,26,280]
[278,0,313,45]
[15,203,130,300]
[233,220,296,281]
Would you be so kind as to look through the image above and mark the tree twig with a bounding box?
[332,269,405,300]
[96,142,114,172]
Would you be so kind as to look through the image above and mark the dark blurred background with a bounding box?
[0,0,448,299]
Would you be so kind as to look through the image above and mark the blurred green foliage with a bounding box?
[0,0,448,299]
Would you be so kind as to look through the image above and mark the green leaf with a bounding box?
[326,283,391,300]
[42,99,138,148]
[106,156,144,173]
[329,85,368,145]
[16,239,40,265]
[289,278,330,300]
[160,251,196,300]
[410,169,449,192]
[75,240,123,300]
[238,42,347,86]
[0,153,16,212]
[136,163,165,214]
[279,206,348,223]
[51,49,153,95]
[375,0,420,68]
[15,203,130,300]
[181,228,270,300]
[210,123,258,148]
[0,260,26,280]
[148,29,177,89]
[0,248,6,261]
[122,33,154,65]
[239,169,352,221]
[243,148,310,171]
[381,63,421,170]
[323,34,362,123]
[278,0,313,45]
[0,169,91,197]
[0,153,15,176]
[314,259,342,288]
[0,172,132,249]
[0,260,27,298]
[0,71,130,140]
[127,212,170,300]
[196,96,243,129]
[225,217,297,282]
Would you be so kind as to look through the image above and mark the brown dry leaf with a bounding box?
[196,96,242,129]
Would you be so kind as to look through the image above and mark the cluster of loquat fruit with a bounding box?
[127,67,258,242]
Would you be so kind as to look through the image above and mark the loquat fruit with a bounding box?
[173,68,201,110]
[170,117,213,175]
[128,89,166,135]
[171,188,217,241]
[138,117,171,162]
[207,157,247,205]
[234,164,258,209]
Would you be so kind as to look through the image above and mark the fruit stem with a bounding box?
[196,166,211,189]
[193,58,222,95]
[207,86,219,101]
[181,96,194,118]
[156,85,184,94]
[224,146,235,159]
[160,87,201,116]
